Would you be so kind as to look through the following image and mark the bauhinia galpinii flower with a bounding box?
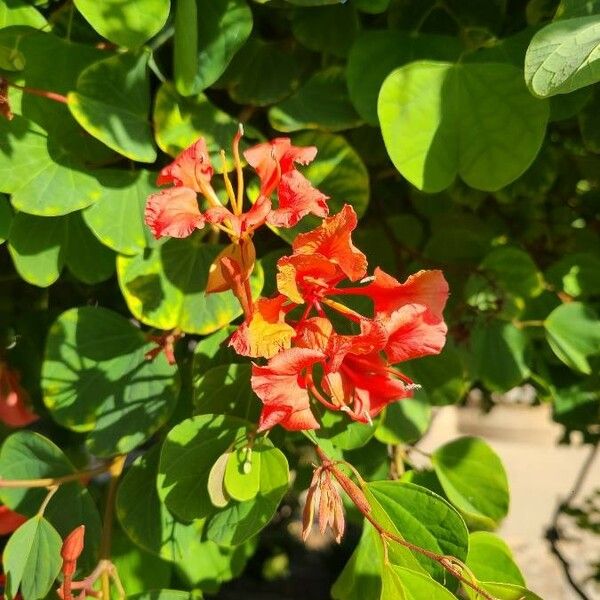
[144,130,449,541]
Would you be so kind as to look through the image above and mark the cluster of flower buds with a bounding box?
[0,361,39,428]
[145,134,449,433]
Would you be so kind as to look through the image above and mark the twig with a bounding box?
[0,464,111,488]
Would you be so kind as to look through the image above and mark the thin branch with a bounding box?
[0,464,111,488]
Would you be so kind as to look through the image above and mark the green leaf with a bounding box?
[466,531,525,586]
[291,4,359,58]
[546,252,600,297]
[375,396,431,445]
[0,196,13,244]
[525,15,600,97]
[275,131,369,242]
[8,212,115,287]
[0,2,46,28]
[0,115,103,216]
[111,527,172,594]
[117,237,264,335]
[268,67,362,133]
[192,327,241,377]
[194,363,260,422]
[153,82,248,163]
[0,431,102,572]
[42,307,179,456]
[174,0,253,96]
[431,436,510,529]
[224,442,261,502]
[365,481,469,584]
[68,52,156,162]
[205,441,289,546]
[74,0,170,48]
[331,524,382,600]
[128,591,191,600]
[3,516,62,600]
[116,446,205,562]
[381,565,457,599]
[347,31,462,125]
[158,414,251,520]
[471,321,530,392]
[480,247,544,298]
[83,170,158,255]
[469,582,543,600]
[403,346,468,406]
[544,302,600,374]
[316,408,375,450]
[378,61,549,192]
[222,36,311,107]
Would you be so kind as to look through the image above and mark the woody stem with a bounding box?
[7,81,68,104]
[100,455,126,600]
[316,446,497,600]
[0,463,111,488]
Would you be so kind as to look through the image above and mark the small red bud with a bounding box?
[61,525,85,569]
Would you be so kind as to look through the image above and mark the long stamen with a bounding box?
[233,124,245,213]
[220,149,238,212]
[321,298,363,323]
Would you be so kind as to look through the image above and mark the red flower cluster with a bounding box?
[144,134,449,434]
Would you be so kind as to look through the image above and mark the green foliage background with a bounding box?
[0,0,599,598]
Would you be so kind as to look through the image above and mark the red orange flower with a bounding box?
[0,362,39,428]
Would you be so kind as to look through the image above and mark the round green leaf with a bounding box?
[471,321,530,392]
[128,591,190,600]
[0,2,46,28]
[291,4,359,58]
[224,443,261,502]
[480,247,544,298]
[544,302,600,374]
[42,307,179,456]
[158,414,251,520]
[222,36,311,107]
[8,212,115,287]
[381,565,457,600]
[366,481,469,584]
[174,0,253,96]
[0,115,103,216]
[83,170,158,255]
[116,446,204,561]
[466,531,525,586]
[153,82,248,163]
[375,396,431,445]
[431,436,510,529]
[194,363,260,422]
[206,441,289,546]
[3,517,62,600]
[347,31,462,125]
[117,237,264,335]
[268,67,363,133]
[74,0,170,48]
[316,408,375,450]
[525,15,600,97]
[546,252,600,298]
[0,431,102,572]
[378,61,549,192]
[192,327,241,377]
[274,131,369,242]
[68,52,156,162]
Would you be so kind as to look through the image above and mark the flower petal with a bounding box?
[384,304,448,363]
[0,365,39,428]
[366,268,449,318]
[157,138,213,191]
[252,348,324,431]
[145,187,204,239]
[267,170,329,228]
[276,254,340,304]
[292,204,366,281]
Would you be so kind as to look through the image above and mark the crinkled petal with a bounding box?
[157,138,213,191]
[252,348,324,431]
[292,204,366,281]
[384,304,448,363]
[230,296,295,359]
[244,138,317,196]
[145,187,204,240]
[366,268,449,318]
[267,170,329,228]
[276,254,340,304]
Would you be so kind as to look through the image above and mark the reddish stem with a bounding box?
[9,82,68,104]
